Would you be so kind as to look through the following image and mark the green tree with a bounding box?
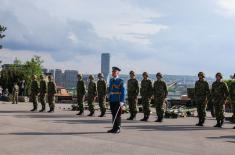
[0,25,7,49]
[0,56,43,95]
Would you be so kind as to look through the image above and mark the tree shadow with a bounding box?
[123,124,229,132]
[3,131,107,136]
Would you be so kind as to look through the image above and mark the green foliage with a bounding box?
[0,56,43,95]
[0,25,7,49]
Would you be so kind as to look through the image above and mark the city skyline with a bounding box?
[1,0,235,78]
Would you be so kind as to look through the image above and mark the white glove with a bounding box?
[120,102,125,107]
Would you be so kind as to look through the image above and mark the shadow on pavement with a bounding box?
[13,114,77,119]
[0,110,31,113]
[5,131,107,136]
[123,124,229,132]
[207,135,235,139]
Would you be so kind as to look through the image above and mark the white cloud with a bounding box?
[216,0,235,16]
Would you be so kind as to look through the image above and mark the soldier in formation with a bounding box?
[39,75,47,112]
[127,71,139,120]
[194,72,210,126]
[47,75,57,113]
[211,73,229,128]
[153,72,168,122]
[30,75,39,112]
[87,75,97,116]
[12,82,19,104]
[76,74,86,115]
[97,73,107,117]
[140,72,152,122]
[229,73,235,120]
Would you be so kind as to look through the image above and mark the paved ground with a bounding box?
[0,101,235,155]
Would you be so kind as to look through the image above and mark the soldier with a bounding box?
[211,72,229,128]
[229,73,235,120]
[87,75,97,116]
[47,75,57,113]
[140,72,153,121]
[30,75,39,112]
[153,72,168,122]
[39,75,47,112]
[97,73,107,117]
[194,72,210,126]
[127,70,139,120]
[12,82,19,104]
[107,67,125,133]
[76,74,86,115]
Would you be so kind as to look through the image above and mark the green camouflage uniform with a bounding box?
[127,78,139,118]
[39,80,47,110]
[47,81,57,111]
[229,80,235,118]
[211,81,229,122]
[31,80,39,109]
[153,79,168,120]
[97,79,107,115]
[77,80,86,112]
[12,84,19,104]
[140,79,152,117]
[87,80,97,113]
[194,80,210,124]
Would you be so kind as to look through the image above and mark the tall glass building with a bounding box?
[101,53,110,81]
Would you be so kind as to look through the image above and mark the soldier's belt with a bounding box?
[110,92,121,95]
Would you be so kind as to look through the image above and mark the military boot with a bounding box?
[214,120,221,127]
[30,107,37,112]
[39,108,45,112]
[140,115,149,121]
[47,108,54,113]
[127,114,134,120]
[88,111,94,116]
[99,112,106,117]
[155,117,163,122]
[76,111,84,115]
[220,119,224,127]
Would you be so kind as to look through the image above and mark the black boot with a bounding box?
[155,117,163,122]
[88,111,94,116]
[214,120,221,127]
[99,112,105,117]
[39,108,45,112]
[140,115,149,121]
[30,107,37,112]
[127,114,134,120]
[76,111,84,115]
[47,108,54,113]
[107,128,115,133]
[220,119,224,127]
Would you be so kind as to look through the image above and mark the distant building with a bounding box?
[101,53,110,81]
[55,69,64,87]
[48,69,55,78]
[64,70,78,88]
[42,68,48,75]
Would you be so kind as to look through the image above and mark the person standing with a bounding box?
[194,72,210,126]
[47,75,57,113]
[87,75,97,116]
[76,74,86,115]
[107,67,125,133]
[127,70,139,120]
[211,72,229,128]
[12,82,19,104]
[229,73,235,120]
[140,72,153,122]
[153,72,168,122]
[39,75,47,112]
[30,75,39,112]
[97,73,107,117]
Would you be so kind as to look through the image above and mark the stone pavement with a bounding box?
[0,101,235,155]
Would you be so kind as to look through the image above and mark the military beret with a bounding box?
[112,66,121,71]
[129,70,135,75]
[156,72,163,78]
[98,73,104,78]
[216,72,223,78]
[198,72,205,78]
[142,72,149,77]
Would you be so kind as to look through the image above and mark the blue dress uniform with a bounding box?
[108,69,125,133]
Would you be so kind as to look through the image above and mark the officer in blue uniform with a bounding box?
[107,67,125,134]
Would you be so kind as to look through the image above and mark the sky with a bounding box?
[0,0,235,78]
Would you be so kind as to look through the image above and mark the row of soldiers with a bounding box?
[76,71,167,123]
[76,71,235,129]
[30,75,57,112]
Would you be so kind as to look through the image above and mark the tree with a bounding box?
[0,25,7,49]
[0,56,43,95]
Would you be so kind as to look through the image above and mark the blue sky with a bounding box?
[0,0,235,78]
